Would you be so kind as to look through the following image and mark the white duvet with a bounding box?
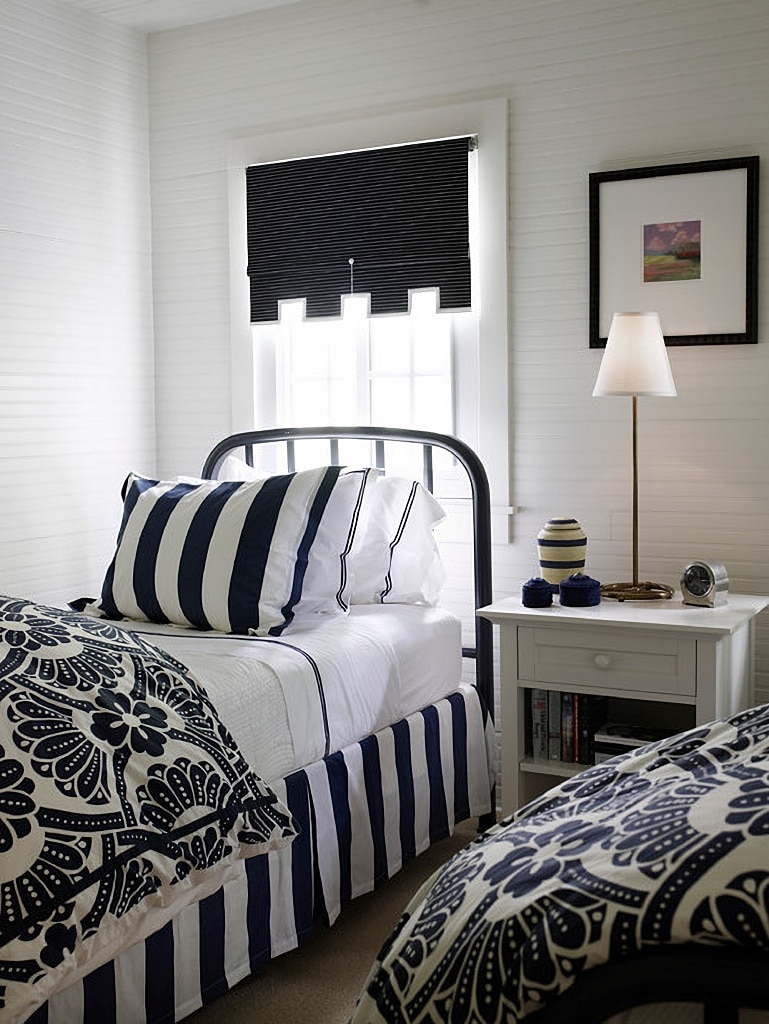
[124,605,462,783]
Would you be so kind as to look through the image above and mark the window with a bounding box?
[246,136,476,445]
[228,99,509,519]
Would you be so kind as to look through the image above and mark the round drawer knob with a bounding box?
[594,653,611,669]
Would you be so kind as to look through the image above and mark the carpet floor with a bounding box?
[184,820,477,1024]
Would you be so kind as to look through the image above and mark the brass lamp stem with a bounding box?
[600,392,673,601]
[632,394,638,587]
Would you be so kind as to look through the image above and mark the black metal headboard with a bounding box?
[201,425,493,719]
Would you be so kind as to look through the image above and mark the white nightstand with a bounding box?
[478,593,769,815]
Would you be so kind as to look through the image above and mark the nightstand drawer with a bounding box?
[518,626,697,696]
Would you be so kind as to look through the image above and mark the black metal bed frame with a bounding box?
[201,425,494,721]
[528,944,769,1024]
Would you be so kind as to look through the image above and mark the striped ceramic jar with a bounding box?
[537,517,587,590]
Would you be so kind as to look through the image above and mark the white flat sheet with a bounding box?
[122,605,462,783]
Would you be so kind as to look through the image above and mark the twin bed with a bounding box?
[7,424,769,1023]
[5,426,495,1024]
[352,668,769,1024]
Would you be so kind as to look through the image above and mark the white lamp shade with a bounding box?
[593,311,677,397]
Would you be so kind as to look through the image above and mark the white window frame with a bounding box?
[227,98,509,524]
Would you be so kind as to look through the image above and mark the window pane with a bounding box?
[414,376,452,433]
[290,328,328,378]
[370,376,411,426]
[328,327,358,376]
[328,379,358,421]
[370,318,410,374]
[412,320,451,374]
[291,381,329,423]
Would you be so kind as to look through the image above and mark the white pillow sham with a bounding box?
[213,455,447,606]
[350,475,446,606]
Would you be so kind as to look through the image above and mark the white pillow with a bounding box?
[85,466,374,634]
[350,476,446,605]
[218,453,267,481]
[208,456,446,606]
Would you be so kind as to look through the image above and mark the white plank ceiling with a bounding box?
[57,0,305,32]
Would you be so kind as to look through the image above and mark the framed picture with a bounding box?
[589,155,759,347]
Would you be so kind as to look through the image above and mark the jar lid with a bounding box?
[559,573,601,607]
[522,577,553,607]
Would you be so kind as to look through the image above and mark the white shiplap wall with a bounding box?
[0,1,155,605]
[146,0,769,701]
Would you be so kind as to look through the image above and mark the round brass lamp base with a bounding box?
[600,581,674,602]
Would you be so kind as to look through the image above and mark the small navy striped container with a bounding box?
[537,517,587,591]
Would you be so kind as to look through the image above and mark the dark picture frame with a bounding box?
[589,156,759,347]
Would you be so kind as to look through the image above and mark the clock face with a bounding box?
[684,563,713,597]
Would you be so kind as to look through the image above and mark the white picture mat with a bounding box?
[599,167,748,339]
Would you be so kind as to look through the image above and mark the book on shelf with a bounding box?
[560,692,575,762]
[577,694,608,765]
[547,690,561,759]
[528,690,608,766]
[530,689,548,758]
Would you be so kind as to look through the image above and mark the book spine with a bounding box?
[560,692,575,762]
[573,694,581,763]
[576,694,591,765]
[530,688,548,758]
[548,691,561,759]
[580,695,609,764]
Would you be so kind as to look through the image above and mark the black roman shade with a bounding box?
[246,136,473,321]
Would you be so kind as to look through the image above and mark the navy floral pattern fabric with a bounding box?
[0,596,296,1022]
[352,703,769,1023]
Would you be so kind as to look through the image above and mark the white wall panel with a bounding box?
[0,0,154,604]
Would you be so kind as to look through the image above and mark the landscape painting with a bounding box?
[643,220,701,282]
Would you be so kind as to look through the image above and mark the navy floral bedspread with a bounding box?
[0,595,296,1024]
[352,703,769,1023]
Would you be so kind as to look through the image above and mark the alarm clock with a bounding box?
[680,560,729,607]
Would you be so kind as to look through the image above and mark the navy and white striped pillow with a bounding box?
[87,466,372,634]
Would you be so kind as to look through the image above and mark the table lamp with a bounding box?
[593,311,676,600]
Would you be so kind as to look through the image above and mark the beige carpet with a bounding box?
[185,821,478,1024]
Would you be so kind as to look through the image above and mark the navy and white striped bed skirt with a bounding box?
[26,683,492,1024]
